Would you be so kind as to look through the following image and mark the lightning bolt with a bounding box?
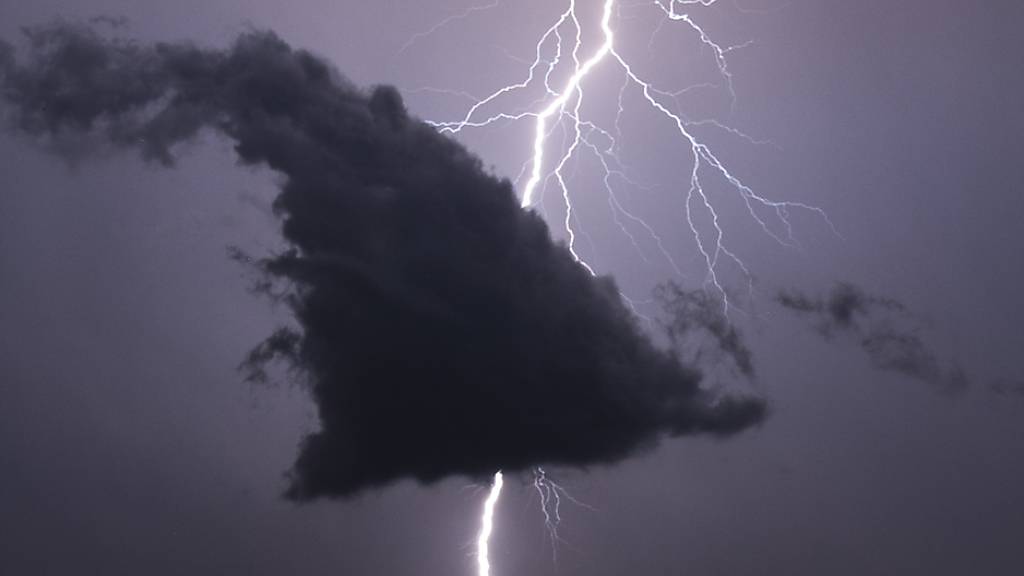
[477,471,504,576]
[412,1,838,573]
[533,467,596,561]
[424,0,837,316]
[398,0,502,56]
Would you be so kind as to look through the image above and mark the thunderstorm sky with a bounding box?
[1,1,1023,575]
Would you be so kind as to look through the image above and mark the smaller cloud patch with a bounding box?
[777,283,968,393]
[656,282,755,380]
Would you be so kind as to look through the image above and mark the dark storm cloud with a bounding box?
[0,22,765,499]
[777,283,967,392]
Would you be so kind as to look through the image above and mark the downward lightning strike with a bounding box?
[426,0,837,316]
[533,467,596,561]
[413,1,838,574]
[477,471,504,576]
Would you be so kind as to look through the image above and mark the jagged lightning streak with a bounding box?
[398,0,502,56]
[533,467,565,554]
[426,0,837,316]
[414,1,837,572]
[477,471,504,576]
[532,467,596,560]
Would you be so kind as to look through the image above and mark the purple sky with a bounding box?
[1,1,1023,574]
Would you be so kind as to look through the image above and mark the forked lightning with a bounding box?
[419,2,836,575]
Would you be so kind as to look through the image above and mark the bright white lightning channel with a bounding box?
[477,471,504,576]
[426,0,837,314]
[532,467,596,561]
[414,1,838,574]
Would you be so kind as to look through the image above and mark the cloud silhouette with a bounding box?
[777,283,967,392]
[656,282,755,379]
[0,22,765,499]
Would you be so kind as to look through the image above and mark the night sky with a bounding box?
[2,1,1023,575]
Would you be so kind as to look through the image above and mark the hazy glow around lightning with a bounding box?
[477,471,504,576]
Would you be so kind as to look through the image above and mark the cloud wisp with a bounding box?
[777,283,967,392]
